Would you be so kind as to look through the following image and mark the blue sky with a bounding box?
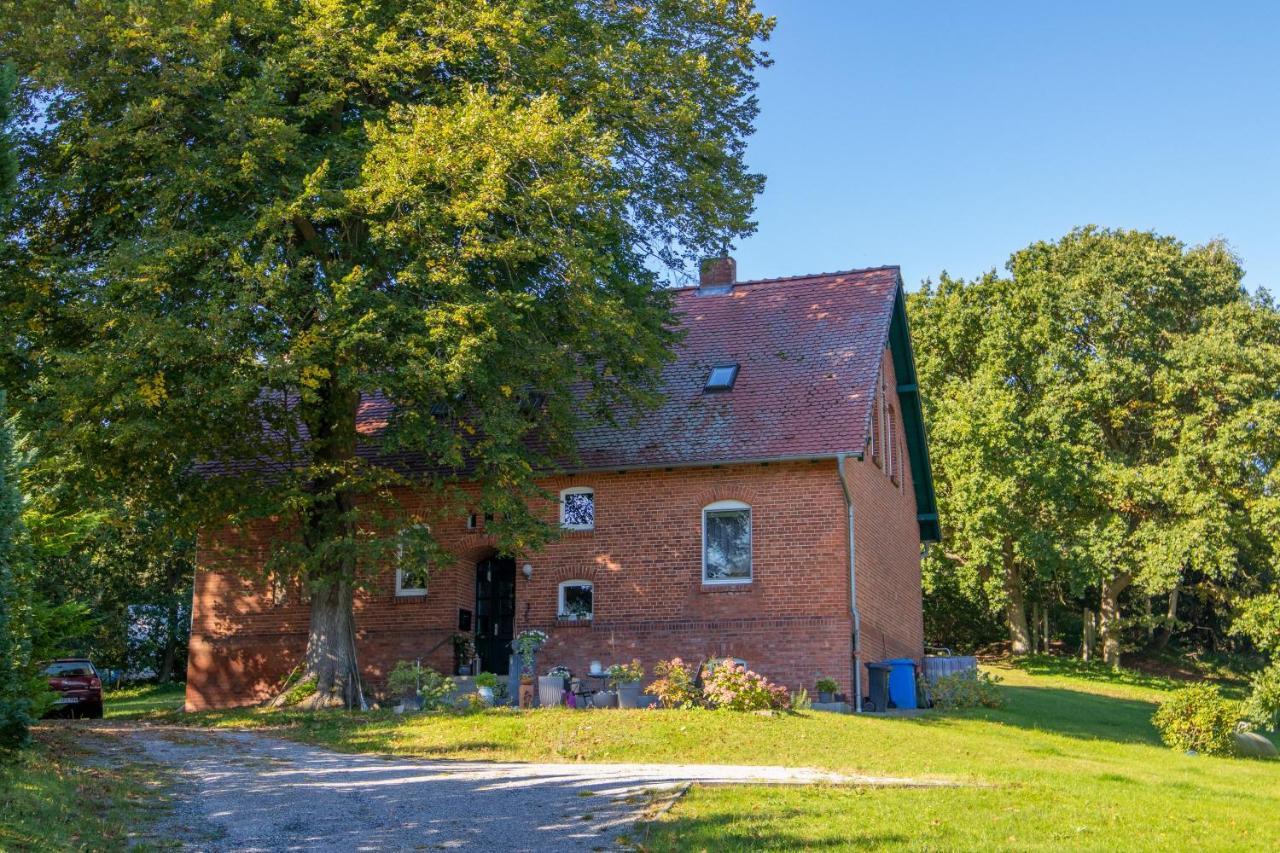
[729,1,1280,292]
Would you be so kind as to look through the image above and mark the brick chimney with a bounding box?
[698,256,736,293]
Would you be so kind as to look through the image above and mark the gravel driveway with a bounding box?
[101,726,946,851]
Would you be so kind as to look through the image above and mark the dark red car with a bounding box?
[43,658,104,719]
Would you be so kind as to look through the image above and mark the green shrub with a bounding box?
[650,658,701,709]
[814,677,839,695]
[1152,684,1240,756]
[1243,661,1280,731]
[279,675,317,706]
[386,661,455,709]
[930,671,1004,710]
[474,671,499,689]
[791,688,812,712]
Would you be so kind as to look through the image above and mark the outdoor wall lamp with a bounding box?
[522,562,533,581]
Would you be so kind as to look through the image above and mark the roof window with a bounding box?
[705,364,739,392]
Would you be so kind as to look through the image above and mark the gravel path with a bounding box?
[100,726,948,851]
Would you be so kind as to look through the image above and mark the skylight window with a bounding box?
[705,364,739,392]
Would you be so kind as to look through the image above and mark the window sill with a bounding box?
[699,582,753,594]
[555,616,594,627]
[394,591,428,602]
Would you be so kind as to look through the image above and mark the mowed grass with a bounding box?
[132,658,1278,850]
[0,727,169,852]
[103,682,186,719]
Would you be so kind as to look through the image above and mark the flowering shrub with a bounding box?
[607,658,644,687]
[702,663,791,711]
[650,658,702,709]
[513,629,548,675]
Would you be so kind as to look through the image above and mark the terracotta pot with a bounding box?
[519,677,535,708]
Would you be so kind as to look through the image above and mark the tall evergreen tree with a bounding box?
[1,1,774,705]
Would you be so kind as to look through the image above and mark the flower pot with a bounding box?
[477,686,495,706]
[456,663,473,676]
[538,676,566,708]
[592,690,615,709]
[616,682,642,709]
[818,691,834,704]
[518,676,535,709]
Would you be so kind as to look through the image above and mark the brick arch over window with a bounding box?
[547,564,600,584]
[693,485,758,509]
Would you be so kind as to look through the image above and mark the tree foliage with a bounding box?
[913,228,1280,665]
[1,1,774,705]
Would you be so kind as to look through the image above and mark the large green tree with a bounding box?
[914,228,1280,666]
[1,1,774,706]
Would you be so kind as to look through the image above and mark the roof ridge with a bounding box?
[668,264,900,294]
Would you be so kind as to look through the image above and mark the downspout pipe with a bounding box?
[836,453,863,713]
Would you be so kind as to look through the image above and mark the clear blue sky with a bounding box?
[731,1,1279,293]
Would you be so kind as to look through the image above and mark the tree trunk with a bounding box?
[302,576,359,708]
[285,381,364,709]
[157,596,179,683]
[1151,586,1179,651]
[1042,606,1051,654]
[1082,608,1096,661]
[1003,540,1031,655]
[1099,572,1132,668]
[1030,602,1043,654]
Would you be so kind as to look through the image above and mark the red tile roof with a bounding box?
[568,266,901,470]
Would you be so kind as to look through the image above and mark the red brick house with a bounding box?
[184,260,939,711]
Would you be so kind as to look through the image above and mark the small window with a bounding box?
[466,513,478,530]
[558,580,594,621]
[702,500,752,583]
[705,364,739,391]
[395,525,430,597]
[560,487,595,530]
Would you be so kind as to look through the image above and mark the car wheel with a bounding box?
[85,703,104,720]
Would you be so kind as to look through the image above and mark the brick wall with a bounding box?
[186,446,924,710]
[851,346,926,675]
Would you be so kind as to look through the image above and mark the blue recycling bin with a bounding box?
[884,658,918,710]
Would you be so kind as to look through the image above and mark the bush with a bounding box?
[930,671,1004,710]
[474,671,499,689]
[387,661,455,709]
[650,658,701,709]
[702,663,790,711]
[607,658,644,687]
[1152,683,1240,756]
[814,677,839,695]
[1243,661,1280,731]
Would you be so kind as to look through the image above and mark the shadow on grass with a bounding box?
[641,809,909,851]
[887,682,1163,747]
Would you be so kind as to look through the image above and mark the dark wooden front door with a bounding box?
[475,557,516,674]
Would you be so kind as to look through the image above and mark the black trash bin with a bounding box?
[865,661,893,712]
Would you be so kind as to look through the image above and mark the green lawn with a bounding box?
[0,727,169,852]
[104,682,186,719]
[119,659,1278,850]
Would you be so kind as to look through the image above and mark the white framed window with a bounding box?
[560,487,595,530]
[466,513,478,530]
[702,500,752,583]
[395,524,430,597]
[557,580,594,621]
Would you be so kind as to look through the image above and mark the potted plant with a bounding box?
[475,671,499,706]
[815,677,839,704]
[452,633,476,675]
[539,665,571,708]
[608,659,645,709]
[513,629,548,708]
